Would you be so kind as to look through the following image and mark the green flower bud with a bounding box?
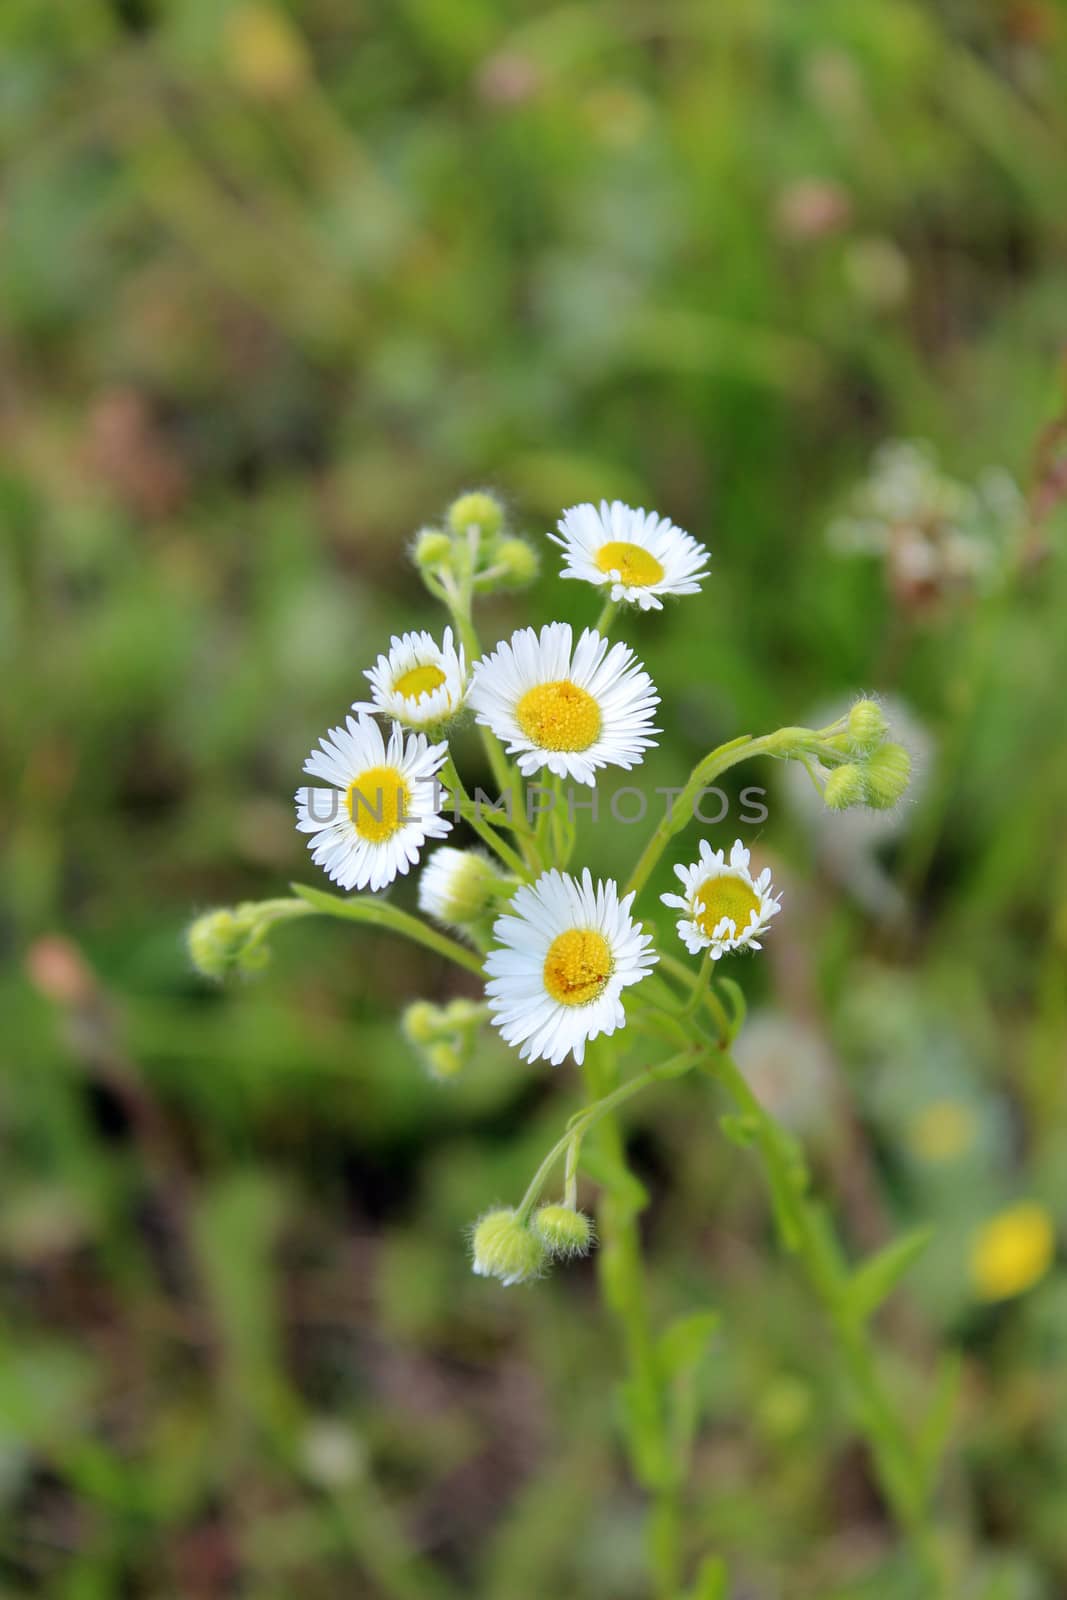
[187,909,242,981]
[401,1000,441,1047]
[441,997,484,1029]
[412,527,453,570]
[448,491,504,539]
[822,763,867,812]
[187,905,273,980]
[471,1208,546,1286]
[847,698,889,754]
[533,1204,594,1259]
[864,742,911,809]
[187,899,306,980]
[492,537,539,589]
[426,1042,463,1080]
[418,847,508,929]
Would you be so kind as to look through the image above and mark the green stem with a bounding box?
[289,884,485,977]
[657,950,733,1042]
[595,597,620,634]
[441,756,529,877]
[582,1040,695,1600]
[441,590,538,869]
[626,729,804,899]
[514,1047,697,1224]
[705,1047,947,1593]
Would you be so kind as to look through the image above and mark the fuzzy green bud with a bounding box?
[847,698,889,754]
[471,1208,546,1286]
[187,909,242,980]
[864,742,912,809]
[441,998,484,1029]
[533,1204,594,1259]
[413,527,453,570]
[401,1000,441,1047]
[448,491,504,539]
[187,900,308,981]
[426,1042,463,1080]
[822,763,867,812]
[417,847,508,929]
[492,537,539,588]
[187,905,273,979]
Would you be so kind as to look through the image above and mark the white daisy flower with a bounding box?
[550,500,710,611]
[354,627,467,729]
[661,840,782,959]
[485,868,657,1067]
[295,714,451,893]
[467,622,659,786]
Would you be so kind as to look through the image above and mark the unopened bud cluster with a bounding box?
[188,898,311,981]
[819,699,911,812]
[402,996,484,1080]
[471,1201,595,1286]
[413,491,538,595]
[187,904,272,980]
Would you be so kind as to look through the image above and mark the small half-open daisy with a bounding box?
[296,714,451,893]
[485,868,657,1067]
[550,500,710,611]
[418,846,506,930]
[661,839,781,959]
[467,622,659,786]
[354,627,467,729]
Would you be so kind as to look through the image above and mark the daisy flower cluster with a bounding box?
[189,487,912,1289]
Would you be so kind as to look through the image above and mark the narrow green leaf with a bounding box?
[719,1112,758,1148]
[917,1351,962,1494]
[849,1226,934,1321]
[687,1553,729,1600]
[658,1311,720,1379]
[617,1377,669,1491]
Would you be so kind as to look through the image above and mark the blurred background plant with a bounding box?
[4,0,1067,1595]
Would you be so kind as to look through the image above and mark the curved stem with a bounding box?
[626,729,804,899]
[514,1046,697,1224]
[594,597,620,634]
[441,755,529,877]
[290,884,485,977]
[441,594,538,868]
[656,950,733,1042]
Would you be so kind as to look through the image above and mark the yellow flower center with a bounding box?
[393,662,447,701]
[693,874,760,938]
[543,928,613,1007]
[516,681,602,751]
[595,540,665,587]
[346,764,411,843]
[970,1204,1055,1302]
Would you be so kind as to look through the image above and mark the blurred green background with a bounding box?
[4,1,1067,1595]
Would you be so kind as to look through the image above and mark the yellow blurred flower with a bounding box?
[225,3,310,100]
[970,1204,1055,1302]
[907,1099,977,1164]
